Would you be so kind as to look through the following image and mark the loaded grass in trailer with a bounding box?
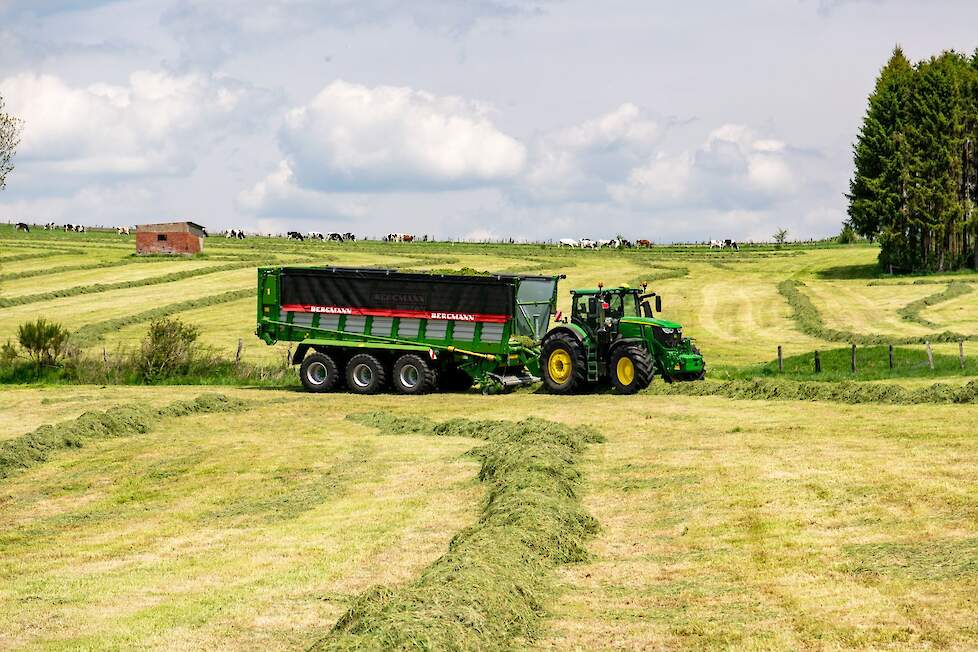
[256,266,561,394]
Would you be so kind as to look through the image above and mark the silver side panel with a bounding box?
[344,315,367,333]
[398,318,420,338]
[292,312,314,327]
[426,320,448,339]
[481,323,505,343]
[370,317,393,337]
[453,321,476,341]
[319,315,340,331]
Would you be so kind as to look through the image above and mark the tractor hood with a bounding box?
[620,317,683,330]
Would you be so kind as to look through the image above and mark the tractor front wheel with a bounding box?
[610,345,654,394]
[541,334,587,394]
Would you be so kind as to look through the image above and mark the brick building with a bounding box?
[135,222,205,255]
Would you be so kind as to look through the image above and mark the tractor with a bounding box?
[540,283,705,394]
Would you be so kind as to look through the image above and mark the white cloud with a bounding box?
[278,80,526,192]
[611,124,798,209]
[236,160,368,221]
[0,70,248,180]
[514,102,661,203]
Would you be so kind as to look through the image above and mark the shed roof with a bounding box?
[136,221,205,233]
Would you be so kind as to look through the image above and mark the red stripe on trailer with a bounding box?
[279,304,510,323]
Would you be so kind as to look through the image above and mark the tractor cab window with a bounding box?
[606,293,624,318]
[622,292,638,316]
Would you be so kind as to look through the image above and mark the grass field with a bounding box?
[2,227,978,650]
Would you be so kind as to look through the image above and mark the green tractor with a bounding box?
[540,283,705,394]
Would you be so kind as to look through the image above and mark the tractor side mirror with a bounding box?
[655,296,662,313]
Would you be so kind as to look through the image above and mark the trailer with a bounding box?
[256,266,561,394]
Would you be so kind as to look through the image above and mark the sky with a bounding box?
[0,0,976,242]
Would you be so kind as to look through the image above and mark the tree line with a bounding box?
[848,46,978,273]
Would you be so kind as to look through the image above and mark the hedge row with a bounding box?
[777,279,977,344]
[312,412,604,651]
[645,377,978,405]
[0,394,248,481]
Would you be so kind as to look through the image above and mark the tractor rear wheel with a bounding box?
[299,352,341,393]
[541,334,587,394]
[392,354,438,395]
[345,353,387,394]
[610,345,654,394]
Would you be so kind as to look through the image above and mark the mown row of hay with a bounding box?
[0,394,248,480]
[646,377,978,404]
[0,249,80,264]
[0,261,259,308]
[778,279,978,344]
[71,288,254,346]
[897,282,973,328]
[0,252,274,283]
[312,412,604,651]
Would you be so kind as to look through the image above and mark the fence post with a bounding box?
[814,350,821,373]
[926,341,934,370]
[777,345,783,373]
[851,343,857,373]
[960,341,966,370]
[888,344,894,370]
[235,338,243,364]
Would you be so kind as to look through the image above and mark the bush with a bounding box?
[134,318,200,381]
[837,222,858,245]
[17,318,69,369]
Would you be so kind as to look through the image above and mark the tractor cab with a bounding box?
[569,284,661,332]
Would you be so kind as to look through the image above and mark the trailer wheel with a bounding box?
[611,345,654,395]
[392,354,437,395]
[299,352,341,393]
[541,334,587,394]
[345,353,387,394]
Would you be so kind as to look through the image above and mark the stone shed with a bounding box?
[135,222,205,255]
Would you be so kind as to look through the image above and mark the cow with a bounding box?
[307,231,325,240]
[402,234,415,242]
[710,239,725,249]
[116,226,131,235]
[224,228,246,239]
[725,239,740,251]
[342,232,356,242]
[636,239,652,248]
[619,239,634,248]
[287,231,304,241]
[15,222,30,232]
[557,238,579,247]
[326,232,344,242]
[579,238,596,249]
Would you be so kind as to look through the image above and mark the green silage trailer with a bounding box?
[256,266,562,394]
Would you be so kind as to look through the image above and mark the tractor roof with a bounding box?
[569,286,640,295]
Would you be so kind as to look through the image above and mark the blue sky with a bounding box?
[1,0,976,241]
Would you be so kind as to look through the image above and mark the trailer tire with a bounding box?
[611,345,654,395]
[299,352,341,393]
[541,334,587,394]
[392,354,438,395]
[345,353,387,395]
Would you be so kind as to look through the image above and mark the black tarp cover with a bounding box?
[279,268,516,318]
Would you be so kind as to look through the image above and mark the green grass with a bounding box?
[742,344,978,381]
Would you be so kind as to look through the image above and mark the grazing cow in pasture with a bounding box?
[597,239,614,248]
[15,222,30,232]
[326,232,344,242]
[558,238,579,247]
[579,238,596,249]
[116,226,131,235]
[402,234,414,242]
[725,239,740,251]
[307,231,325,240]
[636,239,652,248]
[385,233,414,242]
[619,239,633,248]
[224,228,246,239]
[709,239,725,249]
[342,232,356,242]
[287,231,304,241]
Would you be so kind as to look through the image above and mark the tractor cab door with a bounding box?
[571,294,601,334]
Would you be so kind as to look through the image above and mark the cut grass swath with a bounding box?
[0,261,261,308]
[0,394,248,481]
[646,377,978,404]
[897,282,973,328]
[310,412,604,651]
[778,279,978,344]
[71,288,253,346]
